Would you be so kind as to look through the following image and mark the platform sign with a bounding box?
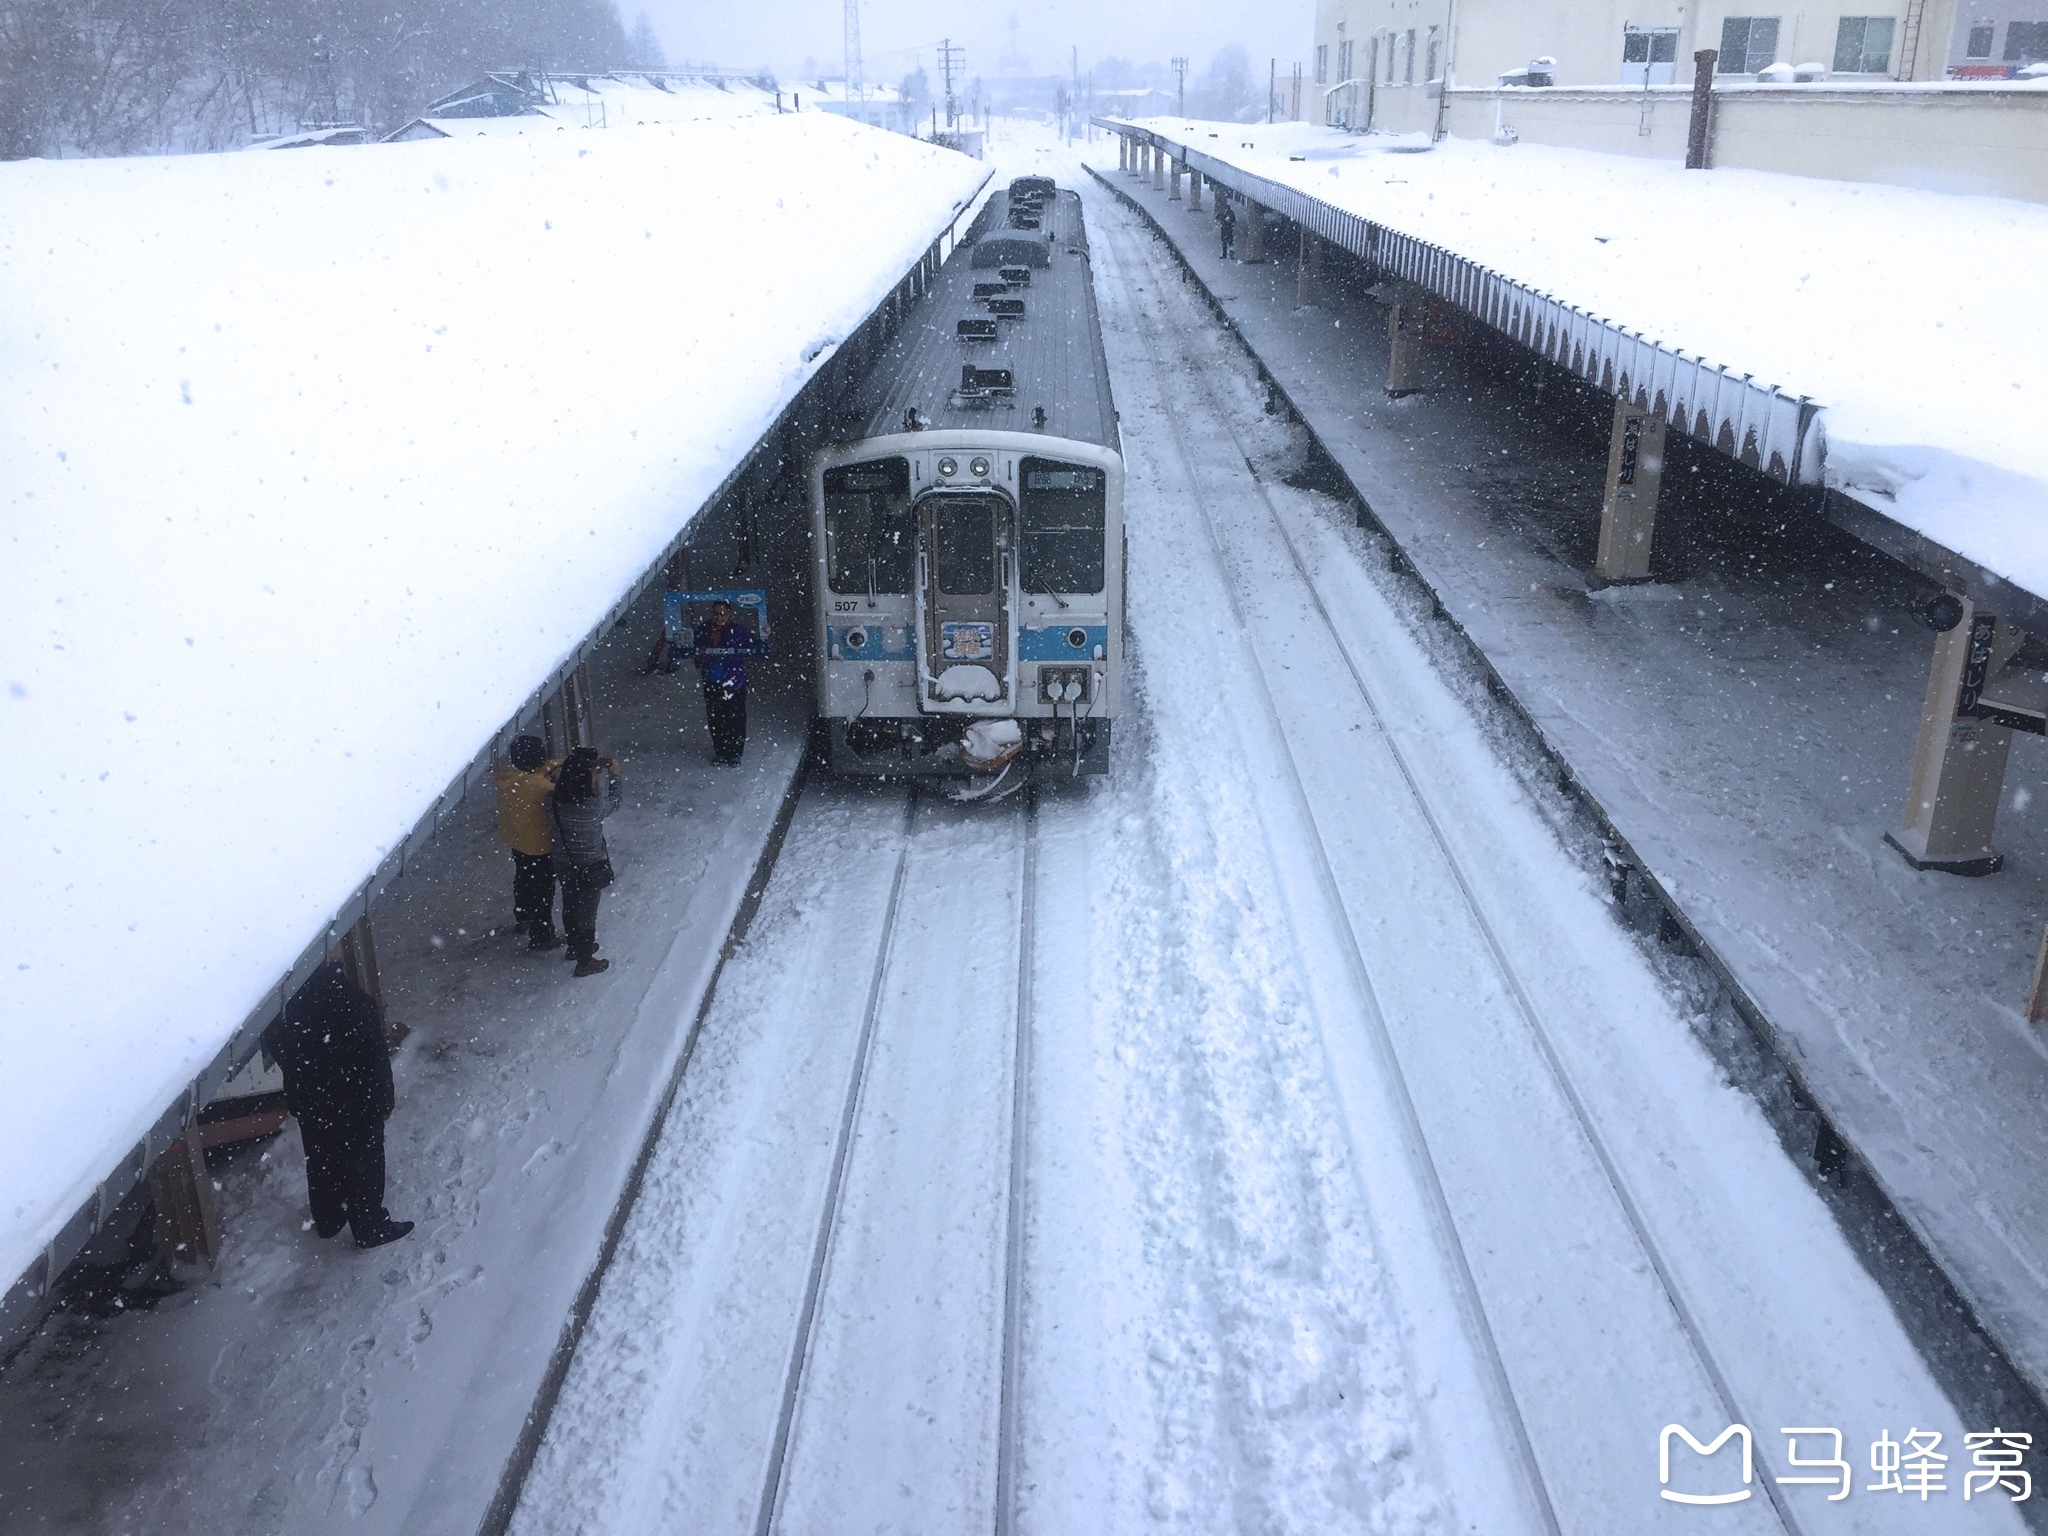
[664,588,770,658]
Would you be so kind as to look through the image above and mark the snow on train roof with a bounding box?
[1123,119,2048,604]
[0,115,987,1288]
[835,188,1119,450]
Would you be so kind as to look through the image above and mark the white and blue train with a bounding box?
[811,178,1122,784]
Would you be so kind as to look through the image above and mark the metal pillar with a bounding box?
[1592,399,1668,585]
[1168,156,1183,200]
[1242,199,1268,262]
[1295,227,1323,307]
[1885,600,2020,875]
[1188,169,1203,211]
[1118,135,1127,172]
[1153,146,1166,191]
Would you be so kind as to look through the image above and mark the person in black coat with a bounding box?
[263,959,413,1249]
[1218,195,1237,260]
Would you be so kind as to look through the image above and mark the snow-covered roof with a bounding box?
[0,114,988,1293]
[1126,119,2048,606]
[389,72,783,141]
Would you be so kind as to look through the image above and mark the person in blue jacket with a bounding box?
[693,600,756,764]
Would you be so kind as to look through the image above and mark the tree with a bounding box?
[626,10,662,69]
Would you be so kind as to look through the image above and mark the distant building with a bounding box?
[1312,0,2048,132]
[796,79,918,134]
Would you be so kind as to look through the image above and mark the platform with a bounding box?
[1089,146,2048,1406]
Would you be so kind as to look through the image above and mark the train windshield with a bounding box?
[1019,458,1106,594]
[823,458,914,594]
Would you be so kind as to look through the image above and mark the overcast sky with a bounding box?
[639,0,1318,85]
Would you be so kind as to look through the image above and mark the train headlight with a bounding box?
[1067,628,1088,649]
[847,628,868,651]
[969,456,991,479]
[937,456,958,478]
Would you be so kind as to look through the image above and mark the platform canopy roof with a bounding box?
[1123,119,2048,610]
[0,113,988,1292]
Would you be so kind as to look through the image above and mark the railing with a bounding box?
[1098,119,1821,487]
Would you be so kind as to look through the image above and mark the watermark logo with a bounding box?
[1659,1423,1752,1504]
[1660,1424,2034,1505]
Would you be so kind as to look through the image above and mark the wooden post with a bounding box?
[1242,199,1268,262]
[1386,286,1424,394]
[1295,228,1323,307]
[1885,600,2020,875]
[149,1116,222,1270]
[1593,399,1668,585]
[2027,926,2048,1023]
[1686,50,1718,169]
[338,914,404,1052]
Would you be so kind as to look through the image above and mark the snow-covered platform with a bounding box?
[1091,145,2048,1405]
[0,116,987,1328]
[1110,118,2048,618]
[0,586,812,1532]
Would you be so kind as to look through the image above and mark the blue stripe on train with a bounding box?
[1019,624,1108,661]
[827,625,917,662]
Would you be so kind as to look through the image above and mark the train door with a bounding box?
[917,492,1013,709]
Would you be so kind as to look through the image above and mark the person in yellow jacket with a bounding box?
[495,735,564,950]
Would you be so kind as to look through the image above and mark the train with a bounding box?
[810,177,1123,789]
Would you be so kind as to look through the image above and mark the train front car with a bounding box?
[812,183,1123,785]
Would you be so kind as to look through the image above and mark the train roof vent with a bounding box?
[998,266,1032,286]
[951,365,1016,411]
[972,281,1008,298]
[956,318,1000,342]
[986,297,1026,319]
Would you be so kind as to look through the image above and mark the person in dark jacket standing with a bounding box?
[549,745,622,977]
[693,600,755,765]
[1218,195,1237,261]
[263,959,413,1249]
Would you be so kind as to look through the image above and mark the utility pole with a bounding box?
[939,37,964,129]
[1171,55,1188,117]
[1268,57,1276,123]
[843,0,862,118]
[1070,45,1079,142]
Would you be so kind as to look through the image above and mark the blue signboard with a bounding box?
[663,589,771,658]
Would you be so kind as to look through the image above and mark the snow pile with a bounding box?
[1122,120,2048,599]
[398,75,783,140]
[0,114,986,1289]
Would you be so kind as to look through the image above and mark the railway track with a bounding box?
[753,785,1043,1535]
[1092,191,1880,1535]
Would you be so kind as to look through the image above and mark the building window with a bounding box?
[1339,39,1353,79]
[1833,16,1895,72]
[1622,25,1681,82]
[1316,43,1328,84]
[1966,21,1995,57]
[1718,16,1781,73]
[1405,28,1417,83]
[1427,25,1441,81]
[2007,20,2048,61]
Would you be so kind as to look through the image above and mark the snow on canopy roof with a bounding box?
[1131,119,2048,604]
[0,114,987,1290]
